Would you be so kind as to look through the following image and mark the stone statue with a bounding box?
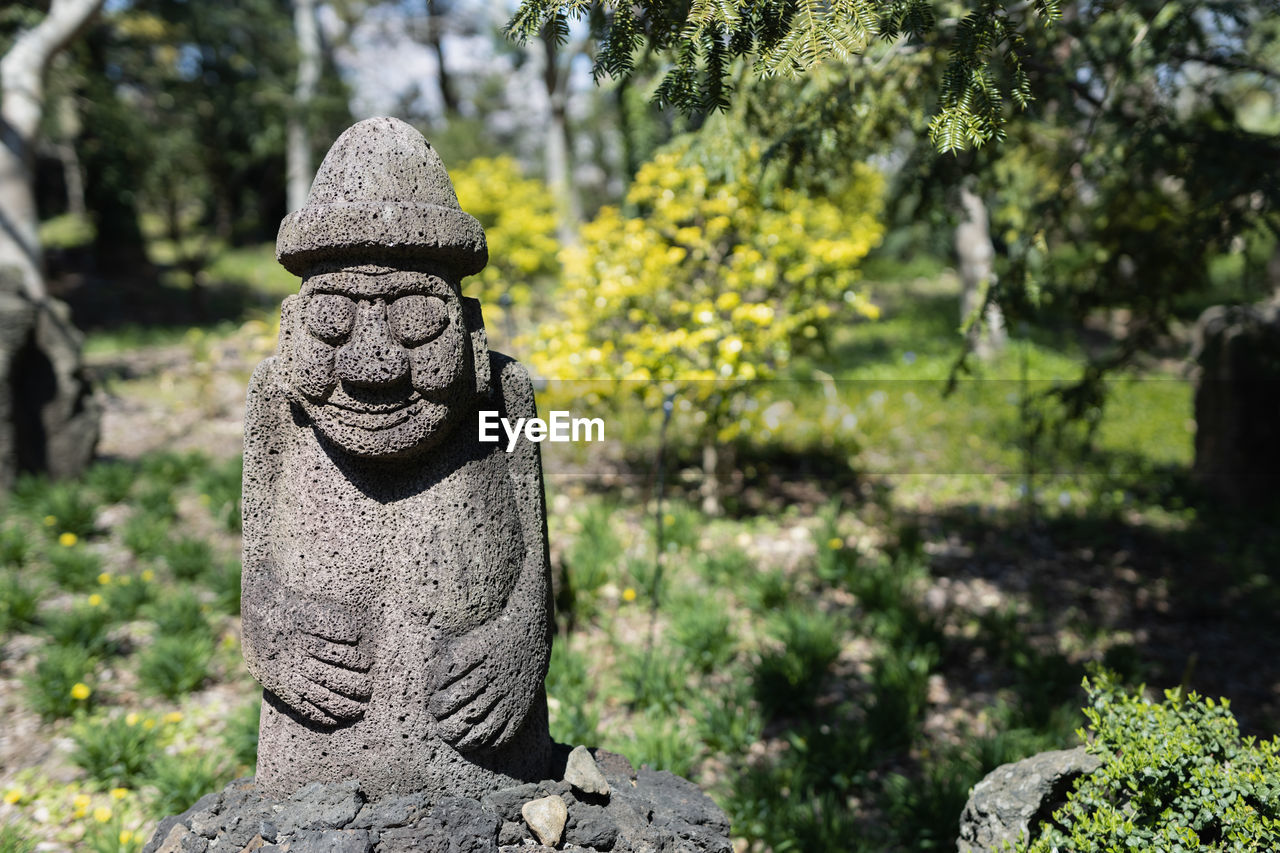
[240,117,554,800]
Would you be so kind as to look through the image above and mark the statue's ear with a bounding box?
[277,294,300,398]
[461,296,492,398]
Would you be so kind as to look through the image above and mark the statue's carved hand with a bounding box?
[243,574,373,728]
[429,618,544,752]
[284,598,374,726]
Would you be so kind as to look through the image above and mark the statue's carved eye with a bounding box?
[388,294,448,347]
[305,293,357,344]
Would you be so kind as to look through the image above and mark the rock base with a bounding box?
[143,748,731,853]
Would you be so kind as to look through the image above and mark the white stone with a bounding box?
[521,794,568,847]
[564,744,610,797]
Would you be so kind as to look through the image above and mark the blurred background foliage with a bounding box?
[1,1,1279,852]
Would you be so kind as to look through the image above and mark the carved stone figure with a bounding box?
[241,117,553,801]
[0,268,99,490]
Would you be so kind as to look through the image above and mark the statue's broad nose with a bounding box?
[335,300,410,387]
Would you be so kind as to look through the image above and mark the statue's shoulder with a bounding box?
[247,356,284,401]
[488,351,536,420]
[244,357,292,459]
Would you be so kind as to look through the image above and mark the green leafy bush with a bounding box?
[0,526,30,567]
[137,635,214,698]
[671,599,736,674]
[149,752,233,815]
[223,701,261,771]
[745,569,793,612]
[619,719,699,778]
[137,451,204,490]
[564,503,622,617]
[753,605,844,718]
[697,547,752,586]
[620,645,689,715]
[121,514,170,558]
[105,573,155,620]
[144,590,209,637]
[0,572,40,634]
[161,537,214,582]
[134,485,177,522]
[0,823,35,853]
[43,602,115,656]
[84,460,137,504]
[70,712,161,789]
[209,560,242,615]
[696,683,763,755]
[544,641,599,747]
[11,477,98,539]
[195,455,243,532]
[1022,673,1280,851]
[24,645,95,719]
[48,545,103,591]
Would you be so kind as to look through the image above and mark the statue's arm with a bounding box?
[240,358,373,727]
[430,354,553,751]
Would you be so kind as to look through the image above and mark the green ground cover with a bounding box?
[2,256,1275,853]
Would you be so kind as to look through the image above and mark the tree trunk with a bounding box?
[956,184,1007,359]
[55,93,85,217]
[0,0,105,300]
[287,0,322,213]
[425,0,458,115]
[540,27,581,247]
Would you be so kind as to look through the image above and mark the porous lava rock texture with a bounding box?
[956,746,1101,853]
[241,116,553,800]
[0,269,99,488]
[1191,296,1280,504]
[276,116,487,276]
[142,749,733,853]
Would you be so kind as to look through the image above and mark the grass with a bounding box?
[2,260,1269,853]
[148,753,233,816]
[0,824,34,853]
[0,573,40,634]
[24,645,96,719]
[70,713,162,790]
[48,546,103,591]
[137,635,214,699]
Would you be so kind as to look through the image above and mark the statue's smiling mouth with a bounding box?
[323,390,425,429]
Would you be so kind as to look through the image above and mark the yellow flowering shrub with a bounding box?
[525,136,884,448]
[450,156,560,320]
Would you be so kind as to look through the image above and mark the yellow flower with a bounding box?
[163,711,183,724]
[827,537,844,550]
[3,787,23,805]
[88,594,103,607]
[125,712,139,726]
[109,788,129,801]
[71,682,91,701]
[622,587,637,603]
[140,569,155,582]
[142,718,155,730]
[73,793,91,817]
[59,531,78,547]
[93,806,112,823]
[97,572,112,585]
[43,515,57,527]
[119,830,134,845]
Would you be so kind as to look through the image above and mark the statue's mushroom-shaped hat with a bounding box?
[277,117,487,278]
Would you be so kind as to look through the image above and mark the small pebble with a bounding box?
[521,794,568,847]
[564,745,610,797]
